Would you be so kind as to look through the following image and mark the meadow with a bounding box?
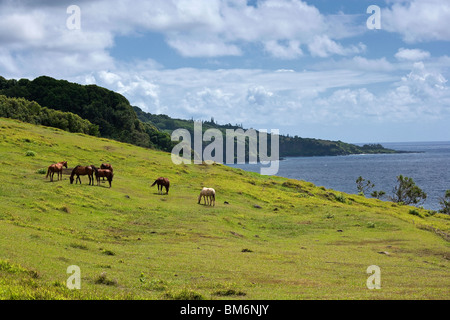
[0,118,448,300]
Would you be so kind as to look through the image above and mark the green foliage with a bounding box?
[94,272,118,286]
[391,175,427,206]
[409,209,423,218]
[0,95,99,136]
[134,105,400,158]
[370,190,386,199]
[334,193,347,203]
[36,168,47,174]
[0,76,172,151]
[25,150,36,157]
[356,176,374,196]
[438,190,450,214]
[164,289,205,300]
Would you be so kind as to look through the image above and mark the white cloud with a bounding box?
[383,0,450,43]
[308,35,365,58]
[167,37,242,57]
[395,48,431,61]
[263,40,303,59]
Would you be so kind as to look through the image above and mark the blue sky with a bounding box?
[0,0,449,143]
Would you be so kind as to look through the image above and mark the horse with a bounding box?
[46,161,68,182]
[151,177,170,194]
[91,165,113,188]
[70,165,94,185]
[100,163,113,181]
[198,187,215,206]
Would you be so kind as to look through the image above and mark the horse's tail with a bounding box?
[151,180,157,187]
[46,166,51,178]
[91,165,98,174]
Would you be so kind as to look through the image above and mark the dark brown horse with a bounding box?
[92,165,113,187]
[151,177,170,194]
[46,161,68,182]
[100,163,113,181]
[70,165,94,185]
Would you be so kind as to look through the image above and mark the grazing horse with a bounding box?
[100,163,113,181]
[92,165,113,188]
[198,187,215,206]
[70,165,94,185]
[46,161,68,182]
[151,177,170,194]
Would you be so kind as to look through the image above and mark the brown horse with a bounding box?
[151,177,170,194]
[92,165,113,187]
[46,161,68,182]
[70,165,94,185]
[100,163,113,181]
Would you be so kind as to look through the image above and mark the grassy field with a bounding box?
[0,117,448,300]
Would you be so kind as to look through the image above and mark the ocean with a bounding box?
[229,141,450,211]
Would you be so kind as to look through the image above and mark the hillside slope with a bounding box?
[0,118,448,300]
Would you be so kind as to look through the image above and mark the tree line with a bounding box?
[0,76,173,152]
[0,95,99,136]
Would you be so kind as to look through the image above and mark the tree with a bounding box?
[438,190,450,214]
[356,176,375,196]
[391,175,427,206]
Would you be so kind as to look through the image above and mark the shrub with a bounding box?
[408,209,422,218]
[94,272,117,286]
[25,150,35,157]
[334,194,346,203]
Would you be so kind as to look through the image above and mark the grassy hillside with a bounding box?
[0,117,448,300]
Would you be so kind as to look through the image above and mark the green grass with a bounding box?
[0,118,448,300]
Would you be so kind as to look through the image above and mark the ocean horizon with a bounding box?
[229,140,450,212]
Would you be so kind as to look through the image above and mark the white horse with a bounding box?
[198,187,215,206]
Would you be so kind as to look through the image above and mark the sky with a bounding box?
[0,0,449,143]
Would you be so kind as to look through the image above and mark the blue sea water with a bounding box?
[229,141,450,211]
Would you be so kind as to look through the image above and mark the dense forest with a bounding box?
[0,76,173,151]
[0,75,399,159]
[0,95,99,136]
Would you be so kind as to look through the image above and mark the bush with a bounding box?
[25,150,35,157]
[94,272,117,286]
[408,209,422,218]
[334,194,346,203]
